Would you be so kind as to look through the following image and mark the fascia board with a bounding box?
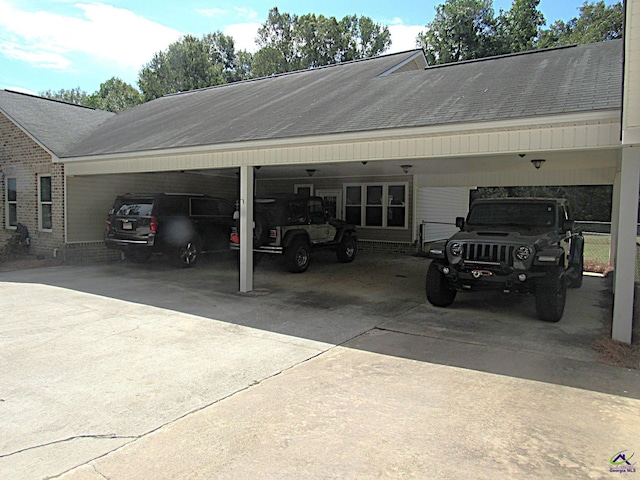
[58,110,621,164]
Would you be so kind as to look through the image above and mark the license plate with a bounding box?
[121,222,133,230]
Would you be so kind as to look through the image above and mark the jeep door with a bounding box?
[307,198,332,244]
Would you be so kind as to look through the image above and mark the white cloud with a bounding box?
[197,7,228,18]
[387,22,425,53]
[0,1,182,71]
[224,22,261,53]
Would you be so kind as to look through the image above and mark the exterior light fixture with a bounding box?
[306,169,316,177]
[401,164,412,174]
[531,159,545,169]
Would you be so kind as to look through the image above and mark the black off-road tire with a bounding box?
[336,235,357,263]
[425,262,457,307]
[285,237,311,273]
[125,249,152,264]
[174,237,201,268]
[569,251,584,288]
[535,267,567,322]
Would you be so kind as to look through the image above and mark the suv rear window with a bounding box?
[113,199,153,217]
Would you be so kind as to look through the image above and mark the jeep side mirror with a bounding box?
[455,217,465,229]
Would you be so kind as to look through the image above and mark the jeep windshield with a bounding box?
[466,202,555,228]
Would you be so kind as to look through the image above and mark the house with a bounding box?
[0,91,114,259]
[1,4,638,345]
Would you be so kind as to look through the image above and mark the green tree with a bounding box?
[85,77,142,112]
[538,1,623,48]
[418,0,496,65]
[253,8,391,77]
[494,0,545,54]
[40,87,89,105]
[138,32,251,101]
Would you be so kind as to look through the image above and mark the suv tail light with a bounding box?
[230,226,239,244]
[269,228,277,241]
[105,215,111,232]
[150,216,158,234]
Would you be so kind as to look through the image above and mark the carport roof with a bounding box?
[0,90,115,157]
[63,40,622,159]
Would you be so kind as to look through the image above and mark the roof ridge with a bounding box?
[425,40,619,70]
[1,89,104,112]
[163,49,425,99]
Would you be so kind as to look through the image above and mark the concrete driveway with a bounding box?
[0,252,638,479]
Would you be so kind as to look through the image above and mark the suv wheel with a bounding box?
[425,262,456,307]
[285,237,310,273]
[535,267,566,322]
[336,235,357,263]
[174,237,201,268]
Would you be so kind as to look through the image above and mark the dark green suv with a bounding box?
[105,193,235,267]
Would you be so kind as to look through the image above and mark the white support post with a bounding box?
[239,165,254,293]
[612,146,640,344]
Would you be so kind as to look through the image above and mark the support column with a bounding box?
[612,146,640,343]
[239,165,254,293]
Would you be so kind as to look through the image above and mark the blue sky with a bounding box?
[0,0,619,96]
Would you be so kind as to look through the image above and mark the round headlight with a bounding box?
[515,245,533,261]
[450,242,463,257]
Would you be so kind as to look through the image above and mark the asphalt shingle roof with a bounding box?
[7,40,623,159]
[0,91,114,157]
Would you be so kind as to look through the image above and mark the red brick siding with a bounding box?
[0,114,65,258]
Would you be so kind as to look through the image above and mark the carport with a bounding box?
[58,29,638,344]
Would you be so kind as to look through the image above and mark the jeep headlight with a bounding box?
[515,245,533,261]
[450,242,464,257]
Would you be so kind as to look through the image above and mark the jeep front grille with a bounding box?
[460,243,515,267]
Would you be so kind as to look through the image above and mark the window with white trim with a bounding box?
[344,183,408,228]
[6,177,17,228]
[38,175,52,231]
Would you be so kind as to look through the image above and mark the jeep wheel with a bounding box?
[535,267,566,322]
[125,249,151,264]
[174,237,201,268]
[569,251,584,288]
[336,235,357,263]
[285,238,310,273]
[425,262,456,307]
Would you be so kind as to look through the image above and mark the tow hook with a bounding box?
[471,269,493,278]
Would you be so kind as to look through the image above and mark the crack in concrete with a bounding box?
[0,434,139,459]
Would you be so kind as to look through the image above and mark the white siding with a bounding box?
[416,187,471,242]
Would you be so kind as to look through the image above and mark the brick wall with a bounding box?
[0,114,66,258]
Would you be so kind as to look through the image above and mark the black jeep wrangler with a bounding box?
[105,193,236,267]
[423,197,584,322]
[230,194,357,273]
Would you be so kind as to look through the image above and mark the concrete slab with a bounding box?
[0,252,636,479]
[57,343,640,480]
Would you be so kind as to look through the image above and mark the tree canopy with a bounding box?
[252,8,391,77]
[138,32,249,101]
[419,0,623,65]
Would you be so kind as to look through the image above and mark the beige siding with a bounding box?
[623,0,640,143]
[66,172,238,243]
[62,114,620,176]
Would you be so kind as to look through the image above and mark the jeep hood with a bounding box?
[451,228,558,247]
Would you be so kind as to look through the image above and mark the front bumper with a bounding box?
[435,262,547,293]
